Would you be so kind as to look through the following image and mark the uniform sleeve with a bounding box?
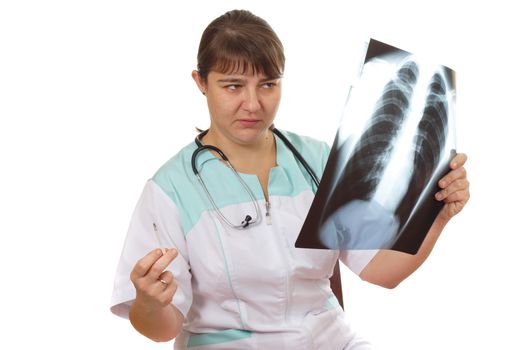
[339,250,378,275]
[110,180,192,319]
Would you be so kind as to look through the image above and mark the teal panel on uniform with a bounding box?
[152,131,330,235]
[187,329,252,347]
[326,294,341,310]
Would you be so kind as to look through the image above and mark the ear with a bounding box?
[192,70,207,95]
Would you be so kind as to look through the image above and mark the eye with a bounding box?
[262,82,277,89]
[225,84,241,91]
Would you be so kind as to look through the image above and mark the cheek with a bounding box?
[207,95,238,119]
[265,94,281,116]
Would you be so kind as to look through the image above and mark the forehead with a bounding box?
[207,55,282,79]
[208,70,276,82]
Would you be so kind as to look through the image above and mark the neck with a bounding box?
[202,128,276,174]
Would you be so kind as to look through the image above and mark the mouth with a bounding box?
[237,119,260,127]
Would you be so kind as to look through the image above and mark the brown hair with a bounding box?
[196,10,285,82]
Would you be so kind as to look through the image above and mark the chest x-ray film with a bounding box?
[296,39,456,254]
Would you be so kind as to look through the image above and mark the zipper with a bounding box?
[265,200,272,225]
[263,200,291,323]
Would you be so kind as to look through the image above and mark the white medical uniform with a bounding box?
[110,130,378,349]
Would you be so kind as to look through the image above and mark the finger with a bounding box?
[443,191,470,205]
[157,277,169,292]
[450,153,468,170]
[149,271,177,305]
[441,194,469,218]
[438,166,467,189]
[435,178,470,201]
[141,270,174,292]
[156,279,178,307]
[164,279,178,297]
[131,249,165,281]
[146,248,179,280]
[158,271,174,286]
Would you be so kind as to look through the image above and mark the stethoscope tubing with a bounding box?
[192,128,320,229]
[271,128,320,188]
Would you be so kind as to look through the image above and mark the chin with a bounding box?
[228,133,260,147]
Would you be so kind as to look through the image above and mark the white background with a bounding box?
[1,1,516,349]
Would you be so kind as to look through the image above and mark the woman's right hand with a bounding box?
[129,248,184,341]
[130,248,179,310]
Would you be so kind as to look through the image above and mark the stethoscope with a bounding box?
[192,128,321,229]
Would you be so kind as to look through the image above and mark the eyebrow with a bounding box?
[216,78,245,84]
[216,77,281,84]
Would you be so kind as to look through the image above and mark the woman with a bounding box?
[110,10,470,349]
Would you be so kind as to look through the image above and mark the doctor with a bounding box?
[110,9,470,349]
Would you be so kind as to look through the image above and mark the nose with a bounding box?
[242,87,261,113]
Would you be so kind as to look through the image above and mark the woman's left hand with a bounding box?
[434,153,470,223]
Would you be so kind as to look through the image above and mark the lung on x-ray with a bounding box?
[295,39,456,254]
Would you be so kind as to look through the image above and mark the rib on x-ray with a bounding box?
[392,71,454,253]
[295,39,456,254]
[327,60,419,207]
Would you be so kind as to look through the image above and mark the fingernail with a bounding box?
[451,162,457,168]
[435,192,442,200]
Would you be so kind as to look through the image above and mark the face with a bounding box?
[193,69,282,147]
